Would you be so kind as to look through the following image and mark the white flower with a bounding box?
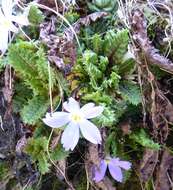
[0,0,29,53]
[43,97,104,151]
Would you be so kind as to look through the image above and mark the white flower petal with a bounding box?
[80,103,95,112]
[63,97,80,112]
[81,105,104,119]
[11,15,29,26]
[43,112,70,128]
[61,122,79,151]
[2,0,13,17]
[8,22,18,32]
[0,9,5,20]
[0,28,9,53]
[79,119,102,144]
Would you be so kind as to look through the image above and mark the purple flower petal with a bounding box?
[111,158,131,170]
[93,160,107,182]
[118,161,132,170]
[108,162,123,182]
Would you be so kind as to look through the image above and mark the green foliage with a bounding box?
[65,10,80,24]
[82,91,112,104]
[0,162,10,180]
[94,105,116,127]
[8,41,56,95]
[25,137,50,174]
[21,96,49,125]
[91,29,129,64]
[50,145,69,161]
[8,41,57,125]
[88,0,118,12]
[94,101,127,127]
[102,71,121,90]
[103,29,129,63]
[92,33,104,54]
[82,50,103,90]
[130,129,160,150]
[76,176,87,190]
[0,57,7,72]
[120,82,141,105]
[74,29,139,129]
[118,58,135,76]
[13,81,33,113]
[105,132,117,155]
[28,5,44,25]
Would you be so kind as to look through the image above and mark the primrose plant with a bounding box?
[43,97,104,151]
[0,0,29,53]
[93,156,131,182]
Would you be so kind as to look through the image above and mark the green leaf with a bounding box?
[8,41,49,94]
[28,5,44,25]
[38,155,51,174]
[12,82,33,113]
[118,58,135,75]
[0,162,10,180]
[88,0,117,12]
[92,34,104,54]
[50,145,69,161]
[8,41,58,124]
[120,81,141,105]
[21,96,49,125]
[83,91,112,104]
[0,57,7,72]
[93,105,117,127]
[130,129,160,150]
[105,132,117,155]
[98,55,109,72]
[102,71,121,90]
[103,29,129,63]
[25,137,50,174]
[82,50,103,90]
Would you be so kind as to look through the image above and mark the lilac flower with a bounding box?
[43,97,104,151]
[93,157,131,182]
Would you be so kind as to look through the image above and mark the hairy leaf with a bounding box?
[28,5,44,25]
[120,81,141,105]
[104,29,129,63]
[21,96,49,125]
[130,129,160,150]
[25,137,50,174]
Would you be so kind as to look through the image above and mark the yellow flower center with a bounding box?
[105,158,111,164]
[2,19,11,28]
[71,113,82,122]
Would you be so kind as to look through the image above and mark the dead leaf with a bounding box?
[50,134,61,150]
[2,65,14,104]
[16,135,28,155]
[65,12,108,40]
[40,16,77,75]
[155,149,173,190]
[139,149,158,182]
[131,9,173,73]
[119,121,132,135]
